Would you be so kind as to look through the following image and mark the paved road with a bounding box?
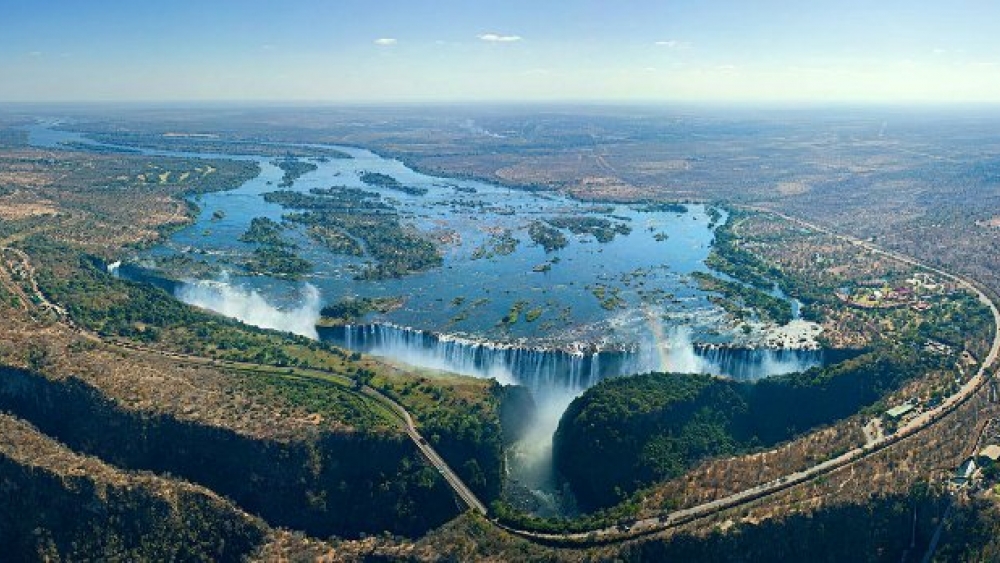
[112,339,490,516]
[7,209,999,547]
[498,209,1000,545]
[0,246,489,517]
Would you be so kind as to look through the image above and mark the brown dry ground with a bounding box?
[4,109,999,558]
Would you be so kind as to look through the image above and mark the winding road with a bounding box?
[496,209,1000,545]
[4,205,998,547]
[0,244,489,518]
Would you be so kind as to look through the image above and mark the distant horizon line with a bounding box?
[4,98,1000,111]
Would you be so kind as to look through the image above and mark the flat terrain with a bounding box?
[4,106,1000,559]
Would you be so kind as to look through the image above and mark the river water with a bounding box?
[27,122,826,515]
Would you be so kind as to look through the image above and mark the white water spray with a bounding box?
[177,279,322,339]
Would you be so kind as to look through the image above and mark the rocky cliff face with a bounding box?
[0,414,267,561]
[0,366,460,538]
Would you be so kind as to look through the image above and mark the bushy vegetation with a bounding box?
[546,215,631,243]
[706,210,786,290]
[0,453,267,561]
[471,230,519,260]
[82,131,350,158]
[638,202,688,213]
[21,236,334,369]
[266,187,442,279]
[527,221,568,252]
[265,187,390,211]
[318,296,404,324]
[693,271,794,325]
[554,347,946,510]
[615,484,946,562]
[359,171,428,196]
[244,246,313,278]
[370,376,520,502]
[0,367,457,538]
[274,158,318,187]
[238,216,311,277]
[239,216,291,246]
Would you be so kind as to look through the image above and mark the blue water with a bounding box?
[27,121,827,516]
[28,124,738,351]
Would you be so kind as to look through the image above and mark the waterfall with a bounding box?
[319,323,829,392]
[321,321,832,516]
[324,323,624,392]
[691,344,827,380]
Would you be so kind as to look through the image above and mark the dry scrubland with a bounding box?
[3,108,1000,559]
[0,126,515,559]
[207,106,1000,559]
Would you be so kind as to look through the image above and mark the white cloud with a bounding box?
[479,33,522,43]
[655,40,691,50]
[932,48,947,55]
[374,38,398,46]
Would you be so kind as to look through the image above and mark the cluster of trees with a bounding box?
[471,230,519,260]
[554,347,945,510]
[527,221,568,252]
[273,159,318,188]
[288,215,439,280]
[84,131,351,159]
[692,271,794,325]
[21,236,326,368]
[244,246,313,278]
[618,485,947,562]
[546,215,631,243]
[305,224,364,257]
[705,211,785,290]
[239,216,290,246]
[371,377,524,502]
[359,171,428,196]
[265,187,390,212]
[263,186,442,279]
[0,366,457,539]
[638,202,688,214]
[237,216,313,278]
[0,453,267,561]
[318,296,402,324]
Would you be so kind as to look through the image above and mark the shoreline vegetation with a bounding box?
[490,206,994,532]
[274,158,318,188]
[0,134,524,552]
[318,296,407,325]
[359,170,429,196]
[263,186,442,280]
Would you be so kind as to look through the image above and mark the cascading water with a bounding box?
[319,321,828,516]
[178,279,322,339]
[33,122,837,517]
[319,322,826,390]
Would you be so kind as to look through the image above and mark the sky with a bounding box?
[2,0,1000,103]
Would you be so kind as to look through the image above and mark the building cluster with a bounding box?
[836,273,945,312]
[951,445,1000,489]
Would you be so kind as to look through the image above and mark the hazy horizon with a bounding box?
[4,1,1000,104]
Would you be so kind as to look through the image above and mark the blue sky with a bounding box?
[2,0,1000,103]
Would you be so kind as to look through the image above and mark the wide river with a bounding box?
[28,121,831,515]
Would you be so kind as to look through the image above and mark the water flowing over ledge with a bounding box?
[319,323,839,391]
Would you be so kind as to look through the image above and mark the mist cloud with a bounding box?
[177,280,321,339]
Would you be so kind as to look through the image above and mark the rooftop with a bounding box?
[886,403,915,419]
